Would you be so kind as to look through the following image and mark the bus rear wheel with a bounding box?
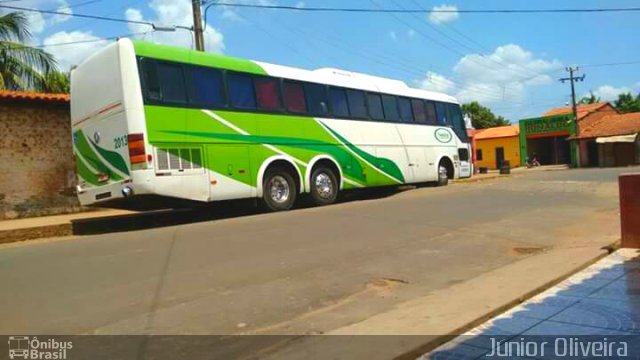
[262,169,297,211]
[310,166,339,206]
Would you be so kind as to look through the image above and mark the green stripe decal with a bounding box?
[320,123,405,183]
[75,154,101,186]
[73,130,127,182]
[89,139,130,176]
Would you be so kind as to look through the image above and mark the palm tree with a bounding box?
[0,12,57,91]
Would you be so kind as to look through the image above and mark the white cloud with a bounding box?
[126,0,224,53]
[419,71,455,94]
[51,0,73,24]
[586,85,633,102]
[43,31,108,70]
[428,4,459,25]
[417,44,562,106]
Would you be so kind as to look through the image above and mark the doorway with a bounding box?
[495,147,505,169]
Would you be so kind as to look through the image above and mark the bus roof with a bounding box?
[129,39,458,104]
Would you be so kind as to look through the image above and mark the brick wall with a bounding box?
[0,101,81,219]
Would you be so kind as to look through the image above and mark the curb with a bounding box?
[395,243,616,360]
[0,224,73,244]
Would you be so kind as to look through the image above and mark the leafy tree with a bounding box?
[579,91,601,104]
[44,71,70,93]
[614,92,640,113]
[0,12,57,91]
[462,101,510,129]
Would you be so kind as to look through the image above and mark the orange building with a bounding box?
[542,103,618,167]
[473,125,520,170]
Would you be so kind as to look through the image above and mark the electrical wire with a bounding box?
[205,3,640,14]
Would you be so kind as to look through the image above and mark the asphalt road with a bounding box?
[0,167,633,339]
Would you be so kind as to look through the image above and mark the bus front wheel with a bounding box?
[262,169,297,211]
[437,165,449,186]
[310,166,339,206]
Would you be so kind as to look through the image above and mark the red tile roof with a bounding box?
[475,125,519,140]
[576,112,640,139]
[543,102,613,120]
[0,90,69,103]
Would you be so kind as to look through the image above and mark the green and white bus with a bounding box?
[71,39,471,211]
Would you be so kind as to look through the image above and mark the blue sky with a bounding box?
[8,0,640,121]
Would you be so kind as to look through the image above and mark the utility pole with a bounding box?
[560,66,586,133]
[559,66,586,167]
[192,0,205,51]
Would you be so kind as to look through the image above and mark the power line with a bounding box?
[579,60,640,68]
[205,3,640,14]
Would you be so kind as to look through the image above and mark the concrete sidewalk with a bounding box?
[454,164,569,183]
[255,244,615,359]
[423,248,640,359]
[0,209,136,244]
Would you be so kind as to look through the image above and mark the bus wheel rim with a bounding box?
[439,166,448,179]
[269,175,290,203]
[315,172,334,199]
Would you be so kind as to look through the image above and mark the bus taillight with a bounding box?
[128,133,147,165]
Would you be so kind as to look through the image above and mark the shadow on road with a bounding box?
[71,185,419,236]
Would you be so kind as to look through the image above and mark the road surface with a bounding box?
[0,167,631,339]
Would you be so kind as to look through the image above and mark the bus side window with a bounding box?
[381,95,400,122]
[328,87,350,118]
[367,93,384,121]
[227,73,256,110]
[157,62,188,104]
[411,99,426,123]
[346,89,367,119]
[141,60,161,101]
[255,77,282,111]
[435,102,448,125]
[398,97,414,122]
[186,66,225,108]
[283,81,307,114]
[425,101,437,125]
[304,83,329,116]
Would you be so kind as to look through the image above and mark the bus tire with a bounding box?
[437,164,449,186]
[310,166,339,206]
[262,168,297,211]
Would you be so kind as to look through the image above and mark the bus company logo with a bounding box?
[7,336,73,359]
[434,128,452,143]
[93,131,101,144]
